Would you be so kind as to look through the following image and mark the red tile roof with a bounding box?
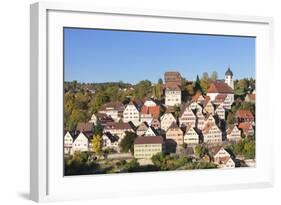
[192,92,204,102]
[238,122,253,133]
[141,105,160,118]
[235,110,254,119]
[207,82,234,94]
[134,136,164,144]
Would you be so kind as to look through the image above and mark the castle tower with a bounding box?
[225,67,234,89]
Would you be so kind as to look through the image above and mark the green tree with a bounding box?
[151,152,165,168]
[133,80,152,99]
[194,75,202,93]
[119,131,137,153]
[226,112,235,125]
[173,105,181,118]
[89,92,109,113]
[93,121,103,136]
[67,109,88,131]
[195,145,208,158]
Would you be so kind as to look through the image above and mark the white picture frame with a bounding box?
[30,2,274,202]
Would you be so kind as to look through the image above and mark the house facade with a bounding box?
[101,132,119,150]
[196,111,205,130]
[183,126,199,145]
[71,132,89,154]
[134,136,164,159]
[165,85,181,106]
[203,98,215,115]
[144,126,158,136]
[215,104,225,120]
[226,125,241,141]
[151,118,161,130]
[238,122,255,136]
[136,122,149,136]
[179,106,196,128]
[207,81,234,105]
[166,122,184,145]
[64,131,73,154]
[103,122,134,142]
[123,101,140,126]
[98,101,125,122]
[202,123,222,144]
[160,112,177,131]
[213,147,235,168]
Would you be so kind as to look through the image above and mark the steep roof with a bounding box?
[76,122,94,132]
[102,132,119,142]
[238,122,253,133]
[225,67,233,76]
[192,92,204,102]
[141,105,160,118]
[134,136,164,144]
[207,82,234,94]
[99,101,125,112]
[168,121,180,130]
[215,94,227,103]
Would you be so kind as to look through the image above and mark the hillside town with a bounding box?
[64,68,256,175]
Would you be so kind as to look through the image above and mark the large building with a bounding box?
[123,101,140,126]
[207,68,235,105]
[164,71,182,106]
[166,122,184,145]
[134,136,164,159]
[98,101,125,122]
[164,71,182,86]
[207,81,234,105]
[164,85,181,106]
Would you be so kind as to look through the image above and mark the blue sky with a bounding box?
[64,28,255,84]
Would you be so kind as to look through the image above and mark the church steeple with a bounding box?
[225,66,234,89]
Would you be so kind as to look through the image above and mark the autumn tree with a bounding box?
[185,84,195,96]
[91,135,102,154]
[210,71,218,81]
[202,72,209,81]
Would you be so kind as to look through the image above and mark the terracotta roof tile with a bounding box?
[207,82,234,94]
[236,110,254,119]
[141,105,160,118]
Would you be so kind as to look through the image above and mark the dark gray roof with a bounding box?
[225,67,233,76]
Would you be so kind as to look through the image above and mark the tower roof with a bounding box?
[225,67,233,77]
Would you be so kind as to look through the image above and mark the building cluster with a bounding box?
[64,68,255,168]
